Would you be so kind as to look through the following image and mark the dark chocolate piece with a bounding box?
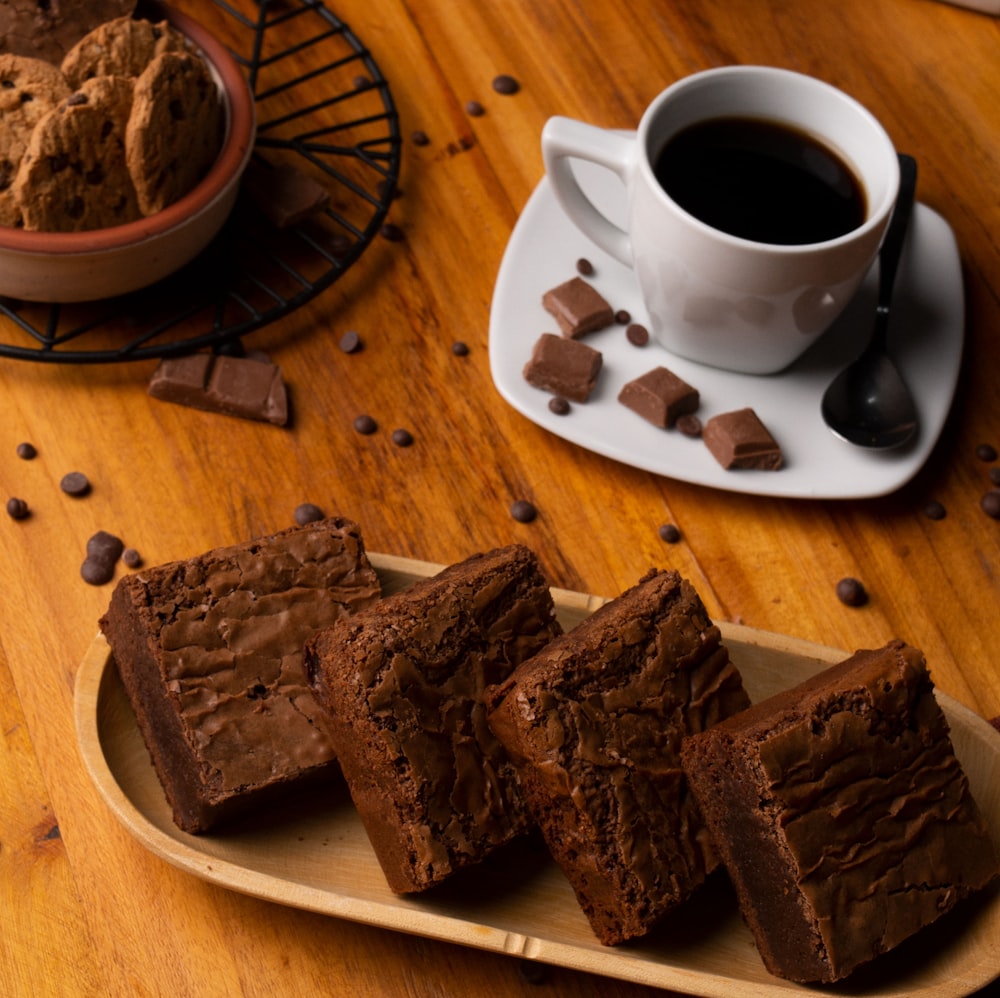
[16,442,37,460]
[353,414,377,435]
[981,490,1000,519]
[148,353,289,427]
[523,332,602,403]
[617,366,699,428]
[465,99,484,116]
[294,502,325,526]
[6,497,29,520]
[305,545,563,894]
[835,576,868,606]
[391,428,414,447]
[243,161,330,229]
[681,641,1000,983]
[338,330,362,353]
[81,530,124,585]
[60,471,91,496]
[451,341,469,356]
[542,277,614,338]
[703,407,782,470]
[122,548,143,569]
[486,569,751,946]
[975,443,998,462]
[509,499,537,523]
[492,74,520,94]
[658,523,680,543]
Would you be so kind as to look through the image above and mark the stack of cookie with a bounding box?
[0,13,224,232]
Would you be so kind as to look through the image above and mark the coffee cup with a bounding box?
[541,66,900,374]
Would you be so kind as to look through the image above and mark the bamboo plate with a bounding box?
[74,553,1000,997]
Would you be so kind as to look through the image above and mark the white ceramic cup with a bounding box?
[541,66,900,374]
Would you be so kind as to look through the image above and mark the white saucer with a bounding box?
[488,158,964,500]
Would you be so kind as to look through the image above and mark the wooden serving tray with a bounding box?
[74,553,1000,997]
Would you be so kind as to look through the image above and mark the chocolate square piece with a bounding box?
[703,407,782,470]
[681,641,1000,983]
[523,332,602,402]
[618,366,699,428]
[542,277,614,338]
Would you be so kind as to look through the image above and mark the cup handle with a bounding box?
[541,116,636,267]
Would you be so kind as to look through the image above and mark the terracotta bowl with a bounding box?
[0,6,256,303]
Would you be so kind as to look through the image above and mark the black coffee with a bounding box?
[653,116,866,244]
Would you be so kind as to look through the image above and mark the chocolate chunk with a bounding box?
[548,396,571,416]
[6,497,29,520]
[243,161,330,229]
[703,408,783,470]
[294,503,325,526]
[676,413,703,438]
[975,443,998,462]
[922,500,947,521]
[492,74,520,95]
[148,353,289,427]
[16,442,37,460]
[451,341,469,356]
[542,277,614,338]
[981,490,1000,519]
[391,428,414,447]
[122,547,143,569]
[338,330,362,353]
[625,323,649,346]
[81,530,124,586]
[658,523,681,543]
[510,499,537,523]
[835,577,868,607]
[523,332,602,403]
[353,414,377,435]
[60,471,91,496]
[575,257,594,276]
[618,366,699,428]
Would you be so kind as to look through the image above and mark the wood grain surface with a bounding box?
[2,1,999,996]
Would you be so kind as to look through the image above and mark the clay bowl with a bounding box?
[0,5,256,303]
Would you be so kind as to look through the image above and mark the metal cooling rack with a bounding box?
[0,0,402,363]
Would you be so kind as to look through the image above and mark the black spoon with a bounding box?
[820,153,919,450]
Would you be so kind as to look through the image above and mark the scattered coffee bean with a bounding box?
[517,959,549,985]
[380,222,404,242]
[6,497,29,520]
[548,396,571,415]
[614,309,631,324]
[16,442,37,460]
[981,490,1000,519]
[835,577,868,607]
[465,99,485,116]
[658,523,681,543]
[990,467,1000,487]
[339,330,363,353]
[122,548,143,569]
[976,443,998,462]
[60,471,90,497]
[451,340,470,356]
[922,500,947,521]
[81,530,124,586]
[492,74,520,95]
[294,502,325,526]
[391,428,414,447]
[510,499,537,523]
[676,413,703,438]
[411,129,430,146]
[625,322,649,346]
[353,414,377,435]
[576,258,594,276]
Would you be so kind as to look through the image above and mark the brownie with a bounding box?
[523,332,602,402]
[486,569,751,945]
[680,640,1000,983]
[99,517,381,834]
[305,545,563,894]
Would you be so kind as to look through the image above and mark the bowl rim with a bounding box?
[0,4,255,256]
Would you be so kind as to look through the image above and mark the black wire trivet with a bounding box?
[0,0,402,363]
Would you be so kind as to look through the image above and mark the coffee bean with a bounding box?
[576,258,594,276]
[353,414,377,435]
[352,74,372,90]
[465,100,485,117]
[981,490,1000,519]
[391,428,414,447]
[976,443,998,462]
[835,577,868,607]
[339,330,362,353]
[625,323,649,346]
[411,130,430,146]
[16,442,37,460]
[492,74,520,95]
[548,396,570,416]
[510,499,537,523]
[658,523,681,543]
[451,341,470,356]
[380,222,404,242]
[922,500,946,521]
[294,503,325,525]
[614,309,631,325]
[6,497,29,520]
[60,471,90,497]
[676,414,702,438]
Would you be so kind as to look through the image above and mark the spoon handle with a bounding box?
[875,154,918,323]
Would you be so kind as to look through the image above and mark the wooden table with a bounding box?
[2,0,999,995]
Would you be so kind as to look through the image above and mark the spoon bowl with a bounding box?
[821,154,919,449]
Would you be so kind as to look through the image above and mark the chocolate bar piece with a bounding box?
[243,160,330,229]
[703,407,782,470]
[618,366,699,428]
[523,332,602,402]
[148,353,289,426]
[542,277,614,338]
